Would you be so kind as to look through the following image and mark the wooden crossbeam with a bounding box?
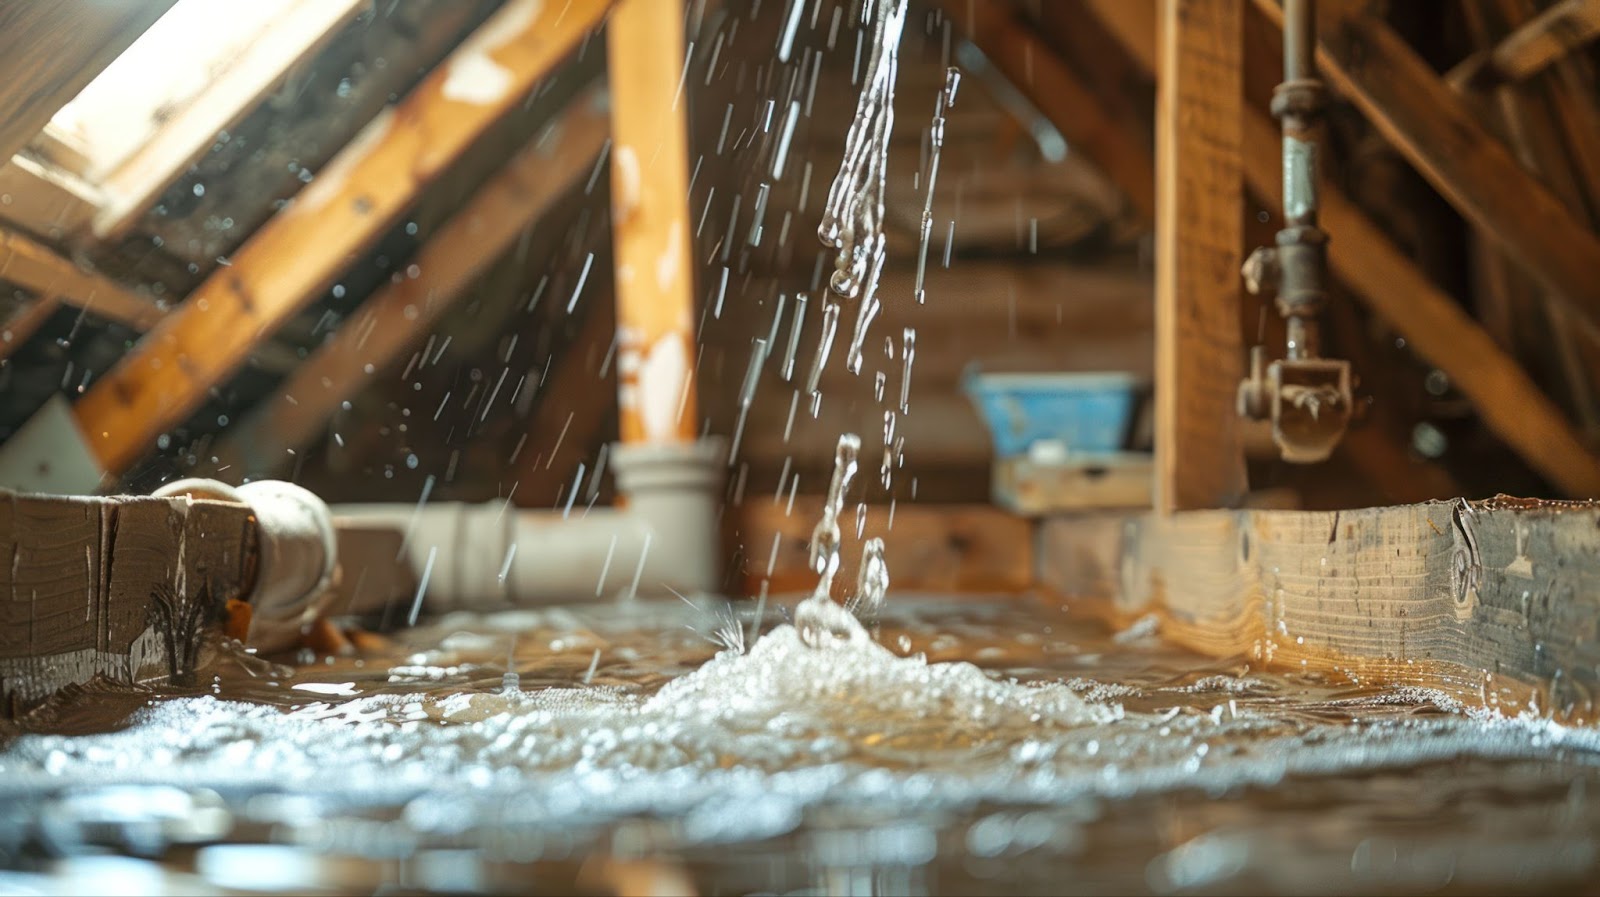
[0,296,64,365]
[71,0,612,477]
[1250,0,1600,340]
[0,227,161,331]
[606,0,700,445]
[1448,0,1600,90]
[92,0,370,242]
[1085,0,1600,497]
[0,1,178,163]
[942,0,1157,222]
[215,88,611,478]
[1154,0,1248,512]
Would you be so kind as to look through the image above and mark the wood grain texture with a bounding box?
[1155,0,1248,512]
[71,0,612,477]
[0,0,178,162]
[1040,498,1600,717]
[0,491,257,716]
[732,500,1034,597]
[214,88,610,478]
[607,0,699,445]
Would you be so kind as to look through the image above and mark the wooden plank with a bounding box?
[942,0,1157,222]
[0,155,100,242]
[1039,498,1600,718]
[1448,0,1600,90]
[0,491,257,715]
[0,1,179,163]
[1154,0,1248,512]
[0,227,161,331]
[733,500,1034,597]
[1085,0,1600,497]
[71,0,613,477]
[607,0,700,445]
[1252,0,1600,339]
[213,87,610,478]
[92,0,370,241]
[993,453,1153,515]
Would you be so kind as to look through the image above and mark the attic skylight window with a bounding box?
[19,0,364,240]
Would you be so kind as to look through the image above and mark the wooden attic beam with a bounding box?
[1155,0,1248,512]
[1448,0,1600,90]
[0,1,179,163]
[92,0,370,242]
[0,227,162,331]
[1085,0,1600,497]
[1251,0,1600,341]
[71,0,613,477]
[0,296,64,365]
[939,0,1158,223]
[215,88,611,477]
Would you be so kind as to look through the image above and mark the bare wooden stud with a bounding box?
[71,0,612,477]
[0,227,162,331]
[606,0,701,445]
[1154,0,1248,512]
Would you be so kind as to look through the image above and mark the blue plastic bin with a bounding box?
[962,368,1142,458]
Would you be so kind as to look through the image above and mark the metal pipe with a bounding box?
[1273,0,1328,360]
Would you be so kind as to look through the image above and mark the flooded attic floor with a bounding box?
[1,593,1599,896]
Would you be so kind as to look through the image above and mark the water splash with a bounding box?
[806,434,860,600]
[914,68,960,305]
[817,0,907,376]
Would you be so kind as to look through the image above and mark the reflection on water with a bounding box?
[2,596,1599,895]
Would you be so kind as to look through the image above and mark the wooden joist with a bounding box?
[1084,0,1600,498]
[942,0,1157,222]
[1154,0,1248,512]
[0,1,179,163]
[0,297,64,365]
[92,0,370,241]
[1040,498,1600,718]
[214,87,611,478]
[70,0,613,477]
[1255,0,1600,340]
[607,0,700,445]
[0,490,258,716]
[0,227,162,331]
[0,155,100,242]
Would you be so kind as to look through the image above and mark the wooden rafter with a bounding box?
[942,0,1157,223]
[1085,0,1600,497]
[1250,0,1600,340]
[0,296,64,365]
[0,1,179,163]
[0,227,161,331]
[92,0,370,241]
[1448,0,1600,90]
[71,0,613,477]
[1154,0,1248,511]
[214,87,611,477]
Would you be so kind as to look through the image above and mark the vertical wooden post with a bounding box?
[1155,0,1248,512]
[607,0,700,445]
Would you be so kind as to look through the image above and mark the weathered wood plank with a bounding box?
[71,0,613,478]
[733,500,1034,597]
[214,87,610,478]
[0,491,257,715]
[0,1,179,163]
[1040,498,1600,717]
[1155,0,1248,512]
[1448,0,1600,90]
